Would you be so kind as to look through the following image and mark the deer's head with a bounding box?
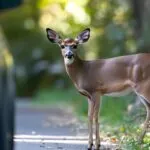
[46,28,90,65]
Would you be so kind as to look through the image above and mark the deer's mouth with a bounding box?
[65,54,74,59]
[66,55,74,59]
[64,56,74,65]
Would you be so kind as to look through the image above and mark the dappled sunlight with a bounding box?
[1,1,150,149]
[113,7,128,24]
[24,18,35,30]
[0,27,13,68]
[39,0,90,34]
[39,3,70,33]
[3,48,14,67]
[65,1,90,25]
[125,40,137,53]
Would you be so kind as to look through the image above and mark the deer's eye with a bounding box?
[72,45,77,49]
[60,45,65,49]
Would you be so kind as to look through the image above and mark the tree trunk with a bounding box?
[131,0,150,52]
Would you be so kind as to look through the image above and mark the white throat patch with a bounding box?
[64,57,74,65]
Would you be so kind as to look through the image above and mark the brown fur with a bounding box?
[46,28,150,149]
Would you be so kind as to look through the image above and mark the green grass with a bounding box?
[33,87,133,123]
[33,87,83,106]
[101,96,131,123]
[33,87,150,149]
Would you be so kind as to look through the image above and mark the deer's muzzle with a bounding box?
[65,51,74,59]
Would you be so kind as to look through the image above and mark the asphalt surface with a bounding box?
[14,101,88,150]
[14,101,117,150]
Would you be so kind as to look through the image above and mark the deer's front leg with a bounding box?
[88,98,94,150]
[94,94,100,150]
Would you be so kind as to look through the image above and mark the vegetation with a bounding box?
[33,87,150,149]
[0,0,150,149]
[0,0,137,96]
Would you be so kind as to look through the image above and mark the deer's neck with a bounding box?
[64,55,84,85]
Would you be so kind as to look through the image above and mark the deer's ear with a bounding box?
[76,28,90,44]
[46,28,62,43]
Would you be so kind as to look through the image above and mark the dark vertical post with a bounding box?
[130,0,150,52]
[0,1,23,149]
[0,28,15,150]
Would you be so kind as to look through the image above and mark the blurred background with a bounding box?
[0,0,150,97]
[0,0,150,149]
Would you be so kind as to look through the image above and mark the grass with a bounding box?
[33,87,83,106]
[33,87,133,123]
[33,87,150,149]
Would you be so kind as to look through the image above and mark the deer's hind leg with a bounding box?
[134,81,150,143]
[137,96,150,143]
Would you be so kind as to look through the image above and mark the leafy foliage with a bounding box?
[0,0,137,96]
[33,87,150,149]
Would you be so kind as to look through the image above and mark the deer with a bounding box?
[46,28,150,150]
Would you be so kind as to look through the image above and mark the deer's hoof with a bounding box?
[94,144,101,150]
[87,143,93,150]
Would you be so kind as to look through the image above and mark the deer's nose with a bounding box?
[65,51,74,59]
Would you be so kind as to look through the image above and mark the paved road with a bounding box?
[14,101,117,150]
[14,101,88,150]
